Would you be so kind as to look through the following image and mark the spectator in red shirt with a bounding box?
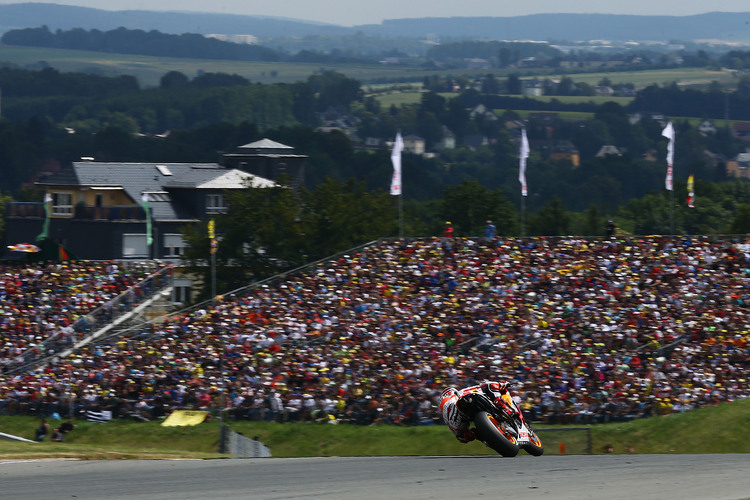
[443,221,454,238]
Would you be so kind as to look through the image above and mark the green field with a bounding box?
[368,67,735,109]
[0,45,473,88]
[0,44,738,91]
[1,398,748,459]
[547,67,737,88]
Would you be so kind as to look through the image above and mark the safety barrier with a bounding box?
[221,425,272,457]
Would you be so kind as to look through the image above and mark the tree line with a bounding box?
[0,67,362,134]
[2,26,282,62]
[1,26,414,66]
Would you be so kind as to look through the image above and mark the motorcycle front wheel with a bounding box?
[522,427,544,456]
[473,411,520,457]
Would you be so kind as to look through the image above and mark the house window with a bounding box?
[163,234,185,258]
[173,277,192,304]
[51,192,73,216]
[173,285,192,304]
[122,234,149,258]
[206,194,226,214]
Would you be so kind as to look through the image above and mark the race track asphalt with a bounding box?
[2,454,748,499]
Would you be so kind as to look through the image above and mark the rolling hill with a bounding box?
[1,3,750,42]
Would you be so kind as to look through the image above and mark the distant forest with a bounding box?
[1,26,283,62]
[0,26,415,64]
[0,26,446,65]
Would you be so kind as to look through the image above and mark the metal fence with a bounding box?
[221,425,272,457]
[536,427,592,454]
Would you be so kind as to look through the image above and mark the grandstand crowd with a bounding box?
[0,260,165,371]
[0,235,748,428]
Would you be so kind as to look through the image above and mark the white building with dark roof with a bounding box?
[5,161,275,262]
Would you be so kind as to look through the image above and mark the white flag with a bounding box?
[390,132,403,196]
[519,128,529,197]
[662,121,674,191]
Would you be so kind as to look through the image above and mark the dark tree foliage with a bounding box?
[159,71,190,89]
[0,116,72,194]
[2,26,282,62]
[629,84,750,121]
[306,70,363,112]
[506,74,522,95]
[181,177,399,294]
[0,66,139,98]
[438,180,519,236]
[719,50,750,70]
[528,197,571,236]
[189,72,250,88]
[466,93,600,113]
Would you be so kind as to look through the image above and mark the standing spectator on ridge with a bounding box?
[484,220,497,240]
[606,220,616,238]
[443,221,454,239]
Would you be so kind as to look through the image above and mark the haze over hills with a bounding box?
[1,3,750,42]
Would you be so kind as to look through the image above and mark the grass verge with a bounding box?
[1,399,748,460]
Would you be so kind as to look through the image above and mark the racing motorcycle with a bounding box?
[457,389,544,457]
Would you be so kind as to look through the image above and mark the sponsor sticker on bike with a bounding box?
[517,430,530,444]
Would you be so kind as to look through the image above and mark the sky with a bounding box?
[2,0,750,27]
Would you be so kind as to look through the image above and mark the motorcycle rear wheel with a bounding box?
[474,411,520,457]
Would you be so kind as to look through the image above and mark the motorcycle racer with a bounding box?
[440,380,510,443]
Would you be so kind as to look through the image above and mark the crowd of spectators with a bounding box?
[0,260,167,373]
[0,235,748,429]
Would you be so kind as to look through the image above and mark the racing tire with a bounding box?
[522,428,544,456]
[473,411,520,457]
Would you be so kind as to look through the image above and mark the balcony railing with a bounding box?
[6,202,45,218]
[6,203,147,221]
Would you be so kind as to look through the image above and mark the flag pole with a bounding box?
[398,191,403,239]
[390,132,404,238]
[208,218,217,306]
[519,128,530,237]
[662,121,675,236]
[670,185,674,236]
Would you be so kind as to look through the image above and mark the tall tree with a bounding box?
[181,176,399,297]
[529,197,571,236]
[439,179,518,236]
